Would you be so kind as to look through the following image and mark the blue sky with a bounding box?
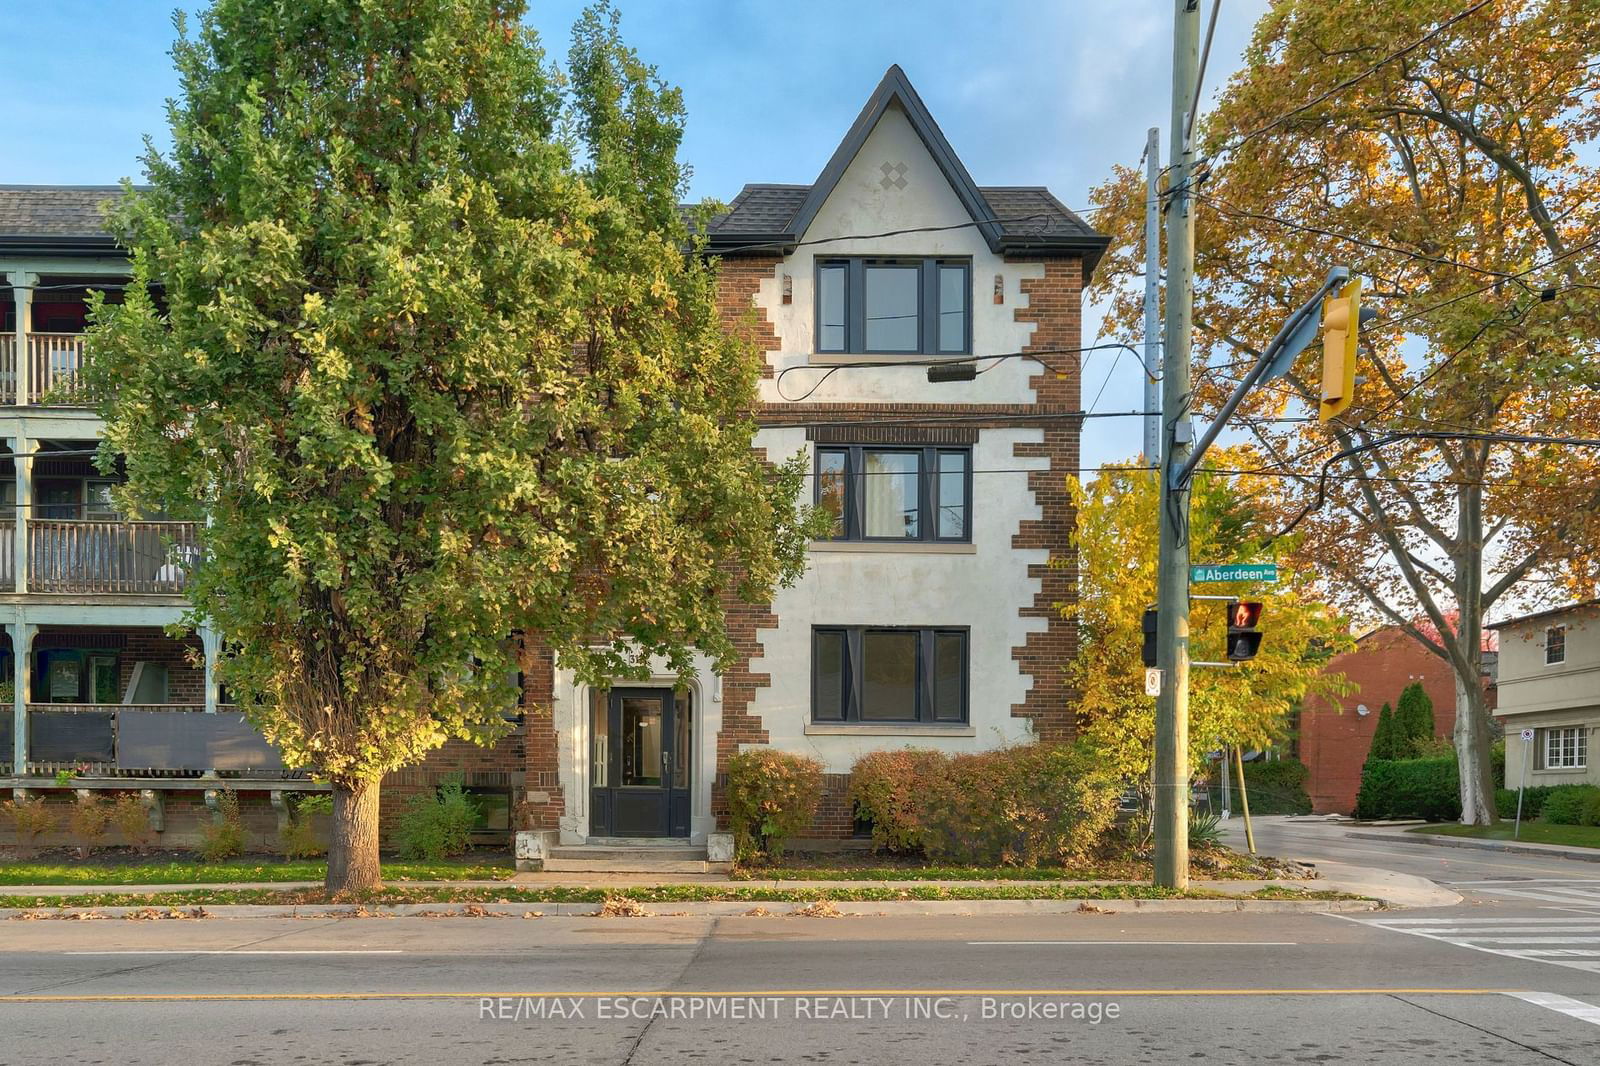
[0,0,1273,469]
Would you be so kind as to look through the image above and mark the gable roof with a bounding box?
[702,66,1109,277]
[1486,600,1600,631]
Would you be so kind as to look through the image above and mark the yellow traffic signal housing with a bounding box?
[1319,277,1361,422]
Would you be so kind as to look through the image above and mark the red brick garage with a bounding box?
[1299,625,1465,814]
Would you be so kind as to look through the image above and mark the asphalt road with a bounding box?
[1,819,1597,1065]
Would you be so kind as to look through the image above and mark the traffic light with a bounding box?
[1142,609,1158,668]
[1225,601,1263,661]
[1318,277,1361,422]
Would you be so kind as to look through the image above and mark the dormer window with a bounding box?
[816,257,970,355]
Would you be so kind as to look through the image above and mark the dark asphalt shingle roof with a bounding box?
[0,184,138,238]
[704,182,1097,243]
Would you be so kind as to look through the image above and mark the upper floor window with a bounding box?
[816,257,971,355]
[1546,625,1566,665]
[815,445,970,542]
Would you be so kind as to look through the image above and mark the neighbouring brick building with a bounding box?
[1299,624,1494,815]
[0,65,1104,849]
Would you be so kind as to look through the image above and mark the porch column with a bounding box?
[12,426,27,594]
[6,271,37,407]
[6,616,35,774]
[200,623,221,713]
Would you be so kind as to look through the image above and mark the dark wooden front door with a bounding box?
[589,688,690,838]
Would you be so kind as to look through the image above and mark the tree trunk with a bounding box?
[326,779,382,896]
[1454,670,1499,826]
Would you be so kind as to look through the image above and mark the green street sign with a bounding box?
[1191,562,1279,584]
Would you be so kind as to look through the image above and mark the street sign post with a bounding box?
[1516,728,1535,838]
[1191,563,1279,583]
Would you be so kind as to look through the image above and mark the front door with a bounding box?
[590,688,691,838]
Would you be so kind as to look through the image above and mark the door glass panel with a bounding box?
[862,450,919,538]
[673,692,691,790]
[864,264,920,351]
[620,697,664,787]
[861,631,917,720]
[592,697,609,788]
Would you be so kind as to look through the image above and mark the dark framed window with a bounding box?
[458,786,512,832]
[815,257,971,355]
[813,445,970,542]
[1546,625,1566,666]
[811,626,968,723]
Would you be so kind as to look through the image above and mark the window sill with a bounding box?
[1531,767,1588,774]
[807,353,971,366]
[809,540,976,555]
[803,722,976,737]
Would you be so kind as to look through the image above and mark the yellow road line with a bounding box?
[0,988,1522,1004]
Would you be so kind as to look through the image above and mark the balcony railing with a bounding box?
[0,332,89,406]
[2,704,290,778]
[27,520,198,594]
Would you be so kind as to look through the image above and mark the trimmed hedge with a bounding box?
[725,750,823,861]
[1541,785,1600,826]
[849,744,1119,866]
[1355,757,1461,822]
[1240,758,1313,815]
[1493,785,1561,821]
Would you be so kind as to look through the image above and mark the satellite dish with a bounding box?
[1356,703,1370,717]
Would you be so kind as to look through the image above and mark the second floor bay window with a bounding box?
[816,257,971,355]
[816,445,970,542]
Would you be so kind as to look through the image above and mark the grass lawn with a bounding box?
[0,852,514,886]
[1408,822,1600,849]
[735,845,1293,882]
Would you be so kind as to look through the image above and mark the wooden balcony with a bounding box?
[26,519,198,594]
[0,332,90,405]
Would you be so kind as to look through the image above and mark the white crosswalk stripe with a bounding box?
[1348,911,1600,974]
[1443,878,1600,909]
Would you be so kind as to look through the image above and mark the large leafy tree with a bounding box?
[86,0,815,893]
[1090,0,1600,824]
[1067,450,1351,795]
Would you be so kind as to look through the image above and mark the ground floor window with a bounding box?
[1540,726,1588,770]
[812,626,967,723]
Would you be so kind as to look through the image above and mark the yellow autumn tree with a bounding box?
[1067,448,1352,793]
[1088,0,1600,824]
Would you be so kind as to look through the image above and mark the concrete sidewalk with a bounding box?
[1346,823,1600,864]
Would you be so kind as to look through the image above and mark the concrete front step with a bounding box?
[545,844,727,874]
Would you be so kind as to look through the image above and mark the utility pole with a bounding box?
[1142,127,1162,465]
[1153,0,1201,891]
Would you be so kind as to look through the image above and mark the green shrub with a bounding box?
[724,750,823,862]
[393,779,479,860]
[279,793,331,859]
[3,797,57,858]
[848,750,945,853]
[1188,811,1224,848]
[1541,785,1600,826]
[1367,704,1402,760]
[1491,739,1506,789]
[1494,785,1560,820]
[1581,791,1600,828]
[68,793,113,858]
[919,744,1119,866]
[109,792,155,853]
[1240,758,1312,815]
[1395,682,1435,752]
[198,789,246,862]
[1355,757,1461,821]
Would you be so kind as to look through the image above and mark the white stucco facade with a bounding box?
[1493,604,1600,789]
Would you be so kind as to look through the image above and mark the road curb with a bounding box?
[0,897,1380,920]
[1347,830,1600,864]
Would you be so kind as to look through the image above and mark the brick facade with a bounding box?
[1299,626,1463,814]
[1008,258,1083,743]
